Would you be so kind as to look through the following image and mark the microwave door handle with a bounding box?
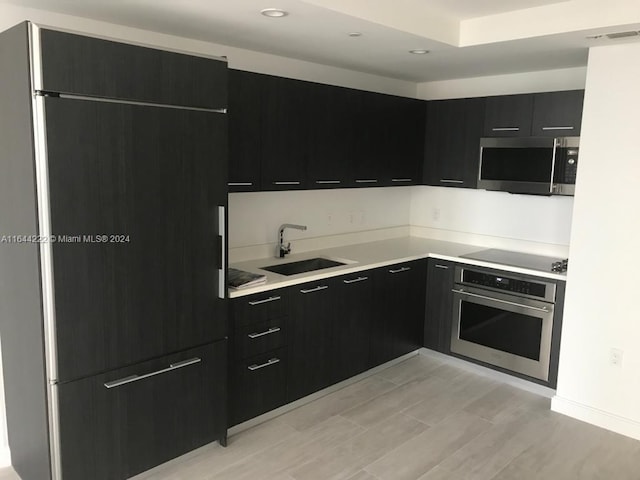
[549,138,558,194]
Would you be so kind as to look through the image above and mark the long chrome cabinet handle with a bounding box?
[300,285,328,294]
[273,181,301,185]
[451,289,551,312]
[355,179,378,183]
[248,358,280,371]
[343,276,368,284]
[218,206,225,300]
[248,296,281,306]
[440,179,464,184]
[435,264,449,269]
[248,327,281,339]
[228,182,253,186]
[104,357,202,389]
[389,267,411,274]
[491,127,520,131]
[542,126,574,131]
[315,180,341,184]
[392,178,412,182]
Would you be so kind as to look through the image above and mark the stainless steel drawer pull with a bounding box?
[248,296,281,306]
[392,178,412,182]
[542,126,574,131]
[248,358,281,371]
[452,289,551,312]
[228,182,253,186]
[300,285,329,294]
[491,127,520,131]
[435,264,449,269]
[316,180,341,184]
[273,181,301,185]
[355,179,378,183]
[343,276,369,284]
[389,267,411,274]
[104,357,202,389]
[440,179,464,184]
[248,327,281,339]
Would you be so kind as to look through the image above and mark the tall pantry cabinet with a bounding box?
[0,22,229,480]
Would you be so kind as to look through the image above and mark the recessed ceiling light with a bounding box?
[261,8,289,18]
[409,49,430,55]
[348,32,363,37]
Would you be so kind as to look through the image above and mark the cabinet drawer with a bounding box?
[230,348,287,426]
[38,28,227,109]
[232,289,289,328]
[57,341,227,480]
[234,317,286,359]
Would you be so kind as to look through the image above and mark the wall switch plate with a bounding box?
[432,208,441,221]
[610,347,624,366]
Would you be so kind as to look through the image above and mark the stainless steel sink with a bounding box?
[260,257,347,276]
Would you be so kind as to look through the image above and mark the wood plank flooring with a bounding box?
[1,354,639,479]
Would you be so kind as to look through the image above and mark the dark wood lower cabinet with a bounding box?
[230,348,287,426]
[287,279,336,402]
[424,259,455,353]
[370,260,427,367]
[57,341,227,480]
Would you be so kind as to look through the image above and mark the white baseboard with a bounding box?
[551,396,640,441]
[0,446,10,468]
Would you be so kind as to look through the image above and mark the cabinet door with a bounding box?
[261,76,311,190]
[531,90,584,137]
[228,70,264,191]
[288,279,335,401]
[382,97,426,186]
[424,259,455,353]
[39,29,227,109]
[370,260,427,367]
[352,90,386,187]
[230,348,287,426]
[484,94,534,137]
[424,97,485,188]
[57,341,227,480]
[331,273,373,383]
[45,97,228,382]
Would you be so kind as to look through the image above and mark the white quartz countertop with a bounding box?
[228,236,567,298]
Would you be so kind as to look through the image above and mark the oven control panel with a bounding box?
[460,269,552,301]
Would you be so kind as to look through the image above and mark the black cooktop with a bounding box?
[460,248,568,273]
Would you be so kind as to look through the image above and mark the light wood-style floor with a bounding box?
[2,354,640,479]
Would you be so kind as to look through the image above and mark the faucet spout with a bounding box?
[277,224,307,258]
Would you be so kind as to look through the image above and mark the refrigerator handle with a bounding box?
[218,205,226,299]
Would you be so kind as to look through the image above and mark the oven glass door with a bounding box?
[451,285,554,381]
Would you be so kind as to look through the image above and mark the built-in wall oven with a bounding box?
[450,266,557,382]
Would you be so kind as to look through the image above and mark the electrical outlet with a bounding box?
[432,208,441,221]
[610,348,624,366]
[326,213,333,226]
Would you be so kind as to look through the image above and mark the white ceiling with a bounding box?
[2,0,640,82]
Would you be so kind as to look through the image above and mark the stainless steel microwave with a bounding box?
[478,137,579,196]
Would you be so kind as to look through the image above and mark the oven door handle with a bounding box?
[451,288,551,312]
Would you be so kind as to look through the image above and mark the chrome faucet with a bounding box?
[277,224,307,258]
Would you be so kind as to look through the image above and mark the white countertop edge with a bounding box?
[228,238,567,298]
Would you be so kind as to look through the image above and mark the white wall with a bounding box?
[417,66,587,100]
[551,42,640,440]
[229,188,412,249]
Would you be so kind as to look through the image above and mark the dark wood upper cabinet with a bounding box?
[261,75,311,190]
[483,93,534,137]
[531,90,584,137]
[45,97,228,382]
[39,29,227,109]
[228,69,264,191]
[424,97,485,188]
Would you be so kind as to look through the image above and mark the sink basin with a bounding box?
[260,257,347,276]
